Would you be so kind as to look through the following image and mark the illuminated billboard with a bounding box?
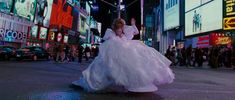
[164,0,180,31]
[63,35,68,43]
[50,0,73,29]
[0,0,13,13]
[0,28,27,43]
[34,0,53,27]
[79,14,87,35]
[223,0,235,30]
[185,0,223,36]
[39,27,48,40]
[13,0,37,21]
[48,31,55,41]
[31,25,38,38]
[57,32,63,42]
[210,33,233,45]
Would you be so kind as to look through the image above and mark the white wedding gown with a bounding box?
[72,25,174,92]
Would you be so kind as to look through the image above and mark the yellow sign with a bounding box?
[223,17,235,30]
[216,37,232,45]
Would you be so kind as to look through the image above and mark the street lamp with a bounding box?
[117,0,121,18]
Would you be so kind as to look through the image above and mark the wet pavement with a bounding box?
[0,60,235,100]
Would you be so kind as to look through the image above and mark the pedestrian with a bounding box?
[211,46,219,69]
[232,48,235,70]
[94,46,99,57]
[192,48,196,66]
[181,47,186,66]
[64,45,70,62]
[84,45,91,61]
[169,47,176,66]
[71,46,76,62]
[225,47,232,68]
[56,44,64,62]
[78,45,84,63]
[198,48,204,67]
[165,46,171,59]
[186,45,192,67]
[195,47,203,67]
[53,44,58,61]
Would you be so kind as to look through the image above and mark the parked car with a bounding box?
[16,46,50,61]
[0,46,16,60]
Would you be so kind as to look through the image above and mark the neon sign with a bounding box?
[0,28,27,43]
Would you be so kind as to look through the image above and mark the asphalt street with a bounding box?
[0,60,235,100]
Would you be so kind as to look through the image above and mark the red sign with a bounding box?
[210,33,232,45]
[50,0,73,29]
[196,35,210,48]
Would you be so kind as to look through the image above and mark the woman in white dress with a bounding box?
[72,18,174,93]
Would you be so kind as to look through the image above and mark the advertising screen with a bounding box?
[185,0,223,36]
[14,0,37,21]
[50,0,73,28]
[164,0,180,31]
[193,35,210,48]
[57,32,63,42]
[34,0,53,27]
[48,31,55,41]
[79,15,86,34]
[63,35,68,43]
[97,22,102,34]
[0,0,13,13]
[31,25,38,38]
[210,33,233,45]
[185,0,212,12]
[39,27,48,39]
[223,0,235,30]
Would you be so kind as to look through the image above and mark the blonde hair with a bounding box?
[112,18,125,31]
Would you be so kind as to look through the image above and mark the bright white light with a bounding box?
[89,1,93,4]
[120,5,125,10]
[120,0,123,3]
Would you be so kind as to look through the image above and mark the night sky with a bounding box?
[91,0,141,38]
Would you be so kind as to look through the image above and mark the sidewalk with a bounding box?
[172,62,235,71]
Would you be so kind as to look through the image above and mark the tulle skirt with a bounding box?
[73,37,174,92]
